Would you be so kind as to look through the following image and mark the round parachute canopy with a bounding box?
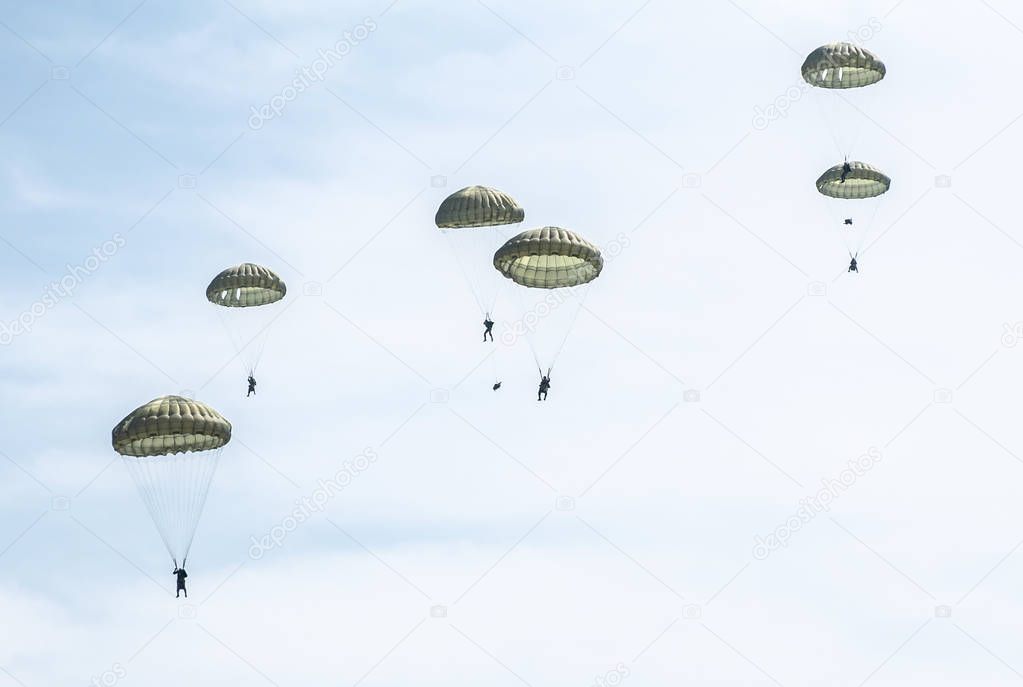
[435,186,525,229]
[494,227,603,289]
[817,162,891,199]
[206,263,286,308]
[801,42,885,89]
[112,396,232,457]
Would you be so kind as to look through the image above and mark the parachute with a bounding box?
[816,161,890,199]
[112,395,231,566]
[435,185,524,315]
[801,42,886,157]
[816,161,891,258]
[494,227,602,288]
[436,185,525,229]
[801,42,886,89]
[494,227,603,374]
[436,186,524,388]
[206,263,287,377]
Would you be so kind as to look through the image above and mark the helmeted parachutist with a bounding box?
[174,565,188,598]
[483,314,494,342]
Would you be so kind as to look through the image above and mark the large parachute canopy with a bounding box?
[206,263,286,308]
[493,227,603,289]
[816,161,891,199]
[113,396,231,565]
[801,42,886,89]
[435,185,524,229]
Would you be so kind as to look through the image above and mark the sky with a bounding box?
[2,0,1023,684]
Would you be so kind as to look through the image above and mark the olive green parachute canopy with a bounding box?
[435,186,525,229]
[816,161,891,199]
[494,227,603,289]
[802,42,886,89]
[206,263,286,308]
[112,396,232,457]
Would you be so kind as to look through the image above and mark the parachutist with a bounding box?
[493,382,502,391]
[840,161,851,183]
[246,375,257,397]
[174,566,188,598]
[848,256,858,273]
[844,218,853,226]
[483,314,494,342]
[538,374,551,401]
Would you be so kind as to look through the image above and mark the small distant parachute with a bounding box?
[113,395,231,566]
[494,227,602,374]
[436,186,524,317]
[206,263,287,377]
[816,161,891,259]
[801,42,886,89]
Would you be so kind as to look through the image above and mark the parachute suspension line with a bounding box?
[186,448,222,562]
[443,230,487,314]
[250,323,274,375]
[810,88,875,161]
[513,286,544,373]
[838,84,879,160]
[487,275,510,324]
[512,283,591,376]
[856,193,885,256]
[215,307,277,376]
[547,284,592,374]
[124,457,174,559]
[811,91,848,160]
[827,207,856,258]
[123,452,221,564]
[215,308,250,376]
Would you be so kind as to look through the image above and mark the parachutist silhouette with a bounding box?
[174,566,188,598]
[840,161,851,183]
[848,255,858,273]
[493,382,502,391]
[246,375,256,397]
[844,218,853,226]
[538,374,551,401]
[483,314,494,342]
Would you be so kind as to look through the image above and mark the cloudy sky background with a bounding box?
[3,0,1023,684]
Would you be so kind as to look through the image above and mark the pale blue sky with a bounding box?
[3,0,1023,684]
